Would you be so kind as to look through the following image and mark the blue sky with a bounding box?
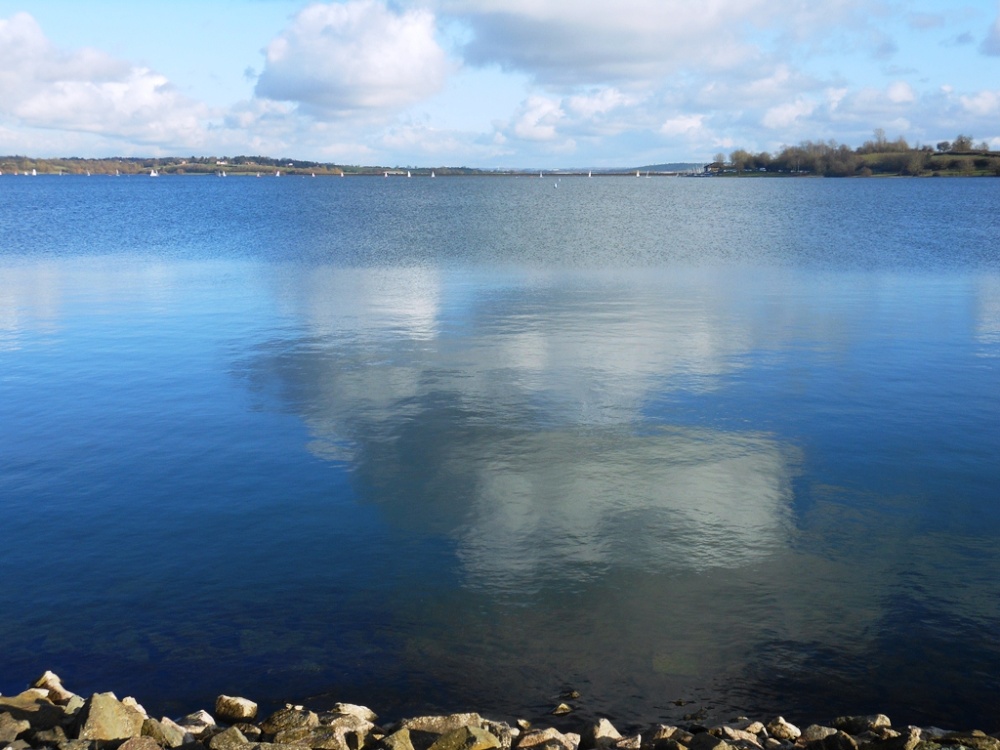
[1,0,999,167]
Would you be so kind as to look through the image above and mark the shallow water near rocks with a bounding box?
[1,175,999,729]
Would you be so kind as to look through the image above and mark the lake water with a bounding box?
[1,174,999,731]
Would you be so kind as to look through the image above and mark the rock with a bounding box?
[176,711,217,739]
[0,713,31,743]
[481,720,519,750]
[216,698,258,724]
[2,740,32,750]
[0,689,66,730]
[689,735,731,750]
[808,731,858,750]
[876,726,921,750]
[834,718,891,736]
[401,716,484,737]
[119,737,166,750]
[55,740,93,750]
[234,724,263,742]
[272,717,373,750]
[551,706,573,717]
[765,720,799,743]
[209,726,250,750]
[714,728,761,748]
[330,705,378,725]
[584,719,622,750]
[800,728,837,744]
[936,735,1000,750]
[382,729,417,750]
[76,693,145,741]
[763,740,784,750]
[261,708,319,736]
[428,726,501,750]
[517,723,532,733]
[616,738,641,750]
[253,744,313,750]
[642,726,681,750]
[31,725,69,746]
[518,728,581,750]
[143,717,191,748]
[31,672,78,706]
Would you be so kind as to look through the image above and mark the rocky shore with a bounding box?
[2,672,997,750]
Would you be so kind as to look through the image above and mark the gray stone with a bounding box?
[216,698,258,724]
[801,728,837,744]
[76,693,145,741]
[0,714,30,743]
[642,727,680,750]
[585,720,622,750]
[402,717,484,737]
[518,728,580,750]
[119,737,166,750]
[272,720,372,750]
[765,720,799,743]
[936,736,1000,750]
[261,709,320,736]
[143,717,190,748]
[32,724,70,746]
[763,740,785,750]
[428,727,501,750]
[55,740,95,750]
[382,729,417,750]
[615,738,641,750]
[714,728,760,748]
[809,731,858,750]
[688,735,731,750]
[210,727,250,750]
[123,698,149,720]
[481,721,518,750]
[330,706,378,725]
[3,740,32,750]
[834,718,891,737]
[0,689,66,730]
[175,711,217,739]
[31,673,78,706]
[234,724,263,742]
[875,727,922,750]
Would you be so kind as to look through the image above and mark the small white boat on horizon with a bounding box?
[431,171,436,178]
[150,168,158,177]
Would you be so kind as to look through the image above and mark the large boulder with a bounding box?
[261,707,320,736]
[808,730,858,750]
[0,689,66,730]
[209,726,251,750]
[583,720,622,750]
[0,713,31,743]
[401,716,484,736]
[216,697,258,724]
[120,736,167,750]
[76,692,145,741]
[833,717,891,736]
[428,727,501,750]
[142,717,192,748]
[765,719,799,742]
[518,728,581,750]
[175,710,218,739]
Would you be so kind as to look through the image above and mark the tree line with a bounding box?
[712,131,1000,177]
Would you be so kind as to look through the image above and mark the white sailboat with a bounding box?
[636,170,640,177]
[407,170,411,178]
[275,170,280,177]
[588,170,592,178]
[32,168,37,176]
[431,171,436,178]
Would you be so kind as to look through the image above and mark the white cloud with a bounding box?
[886,81,915,104]
[960,90,1000,116]
[762,98,817,129]
[659,114,705,137]
[255,0,452,117]
[510,95,564,141]
[0,12,209,147]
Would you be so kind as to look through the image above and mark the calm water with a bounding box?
[1,175,999,730]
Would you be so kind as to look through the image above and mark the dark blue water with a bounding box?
[1,174,999,730]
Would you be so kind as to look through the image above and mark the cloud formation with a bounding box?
[982,8,1000,55]
[255,0,452,116]
[0,12,207,147]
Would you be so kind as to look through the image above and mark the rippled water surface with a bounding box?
[1,175,999,729]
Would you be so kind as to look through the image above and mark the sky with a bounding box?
[0,0,999,168]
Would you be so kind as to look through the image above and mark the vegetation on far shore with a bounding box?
[711,131,1000,177]
[2,131,999,178]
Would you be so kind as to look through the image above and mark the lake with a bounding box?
[1,174,999,730]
